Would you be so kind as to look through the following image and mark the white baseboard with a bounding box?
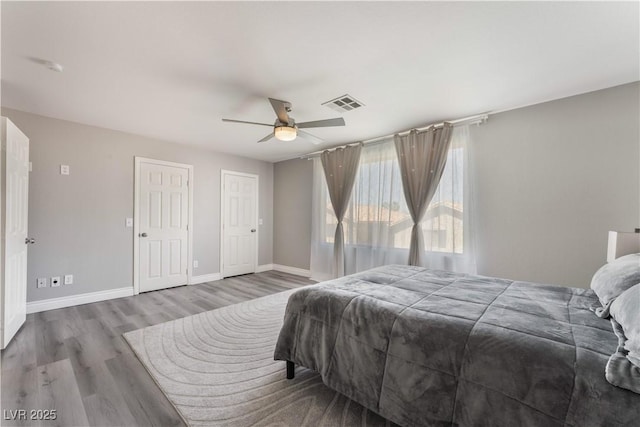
[26,266,314,314]
[256,264,273,273]
[190,273,222,285]
[26,287,134,314]
[272,264,311,278]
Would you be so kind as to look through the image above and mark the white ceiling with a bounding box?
[2,1,638,162]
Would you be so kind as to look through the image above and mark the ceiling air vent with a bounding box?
[322,94,364,113]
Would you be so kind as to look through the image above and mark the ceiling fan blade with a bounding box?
[298,129,324,145]
[297,117,346,129]
[258,132,274,143]
[268,98,290,124]
[222,118,273,127]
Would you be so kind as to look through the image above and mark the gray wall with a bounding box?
[273,158,313,270]
[272,82,640,288]
[471,82,639,287]
[1,108,274,302]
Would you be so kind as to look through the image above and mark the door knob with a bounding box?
[139,232,148,238]
[25,238,35,244]
[250,229,256,233]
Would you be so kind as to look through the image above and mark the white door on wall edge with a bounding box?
[2,118,29,350]
[222,171,257,278]
[136,158,192,293]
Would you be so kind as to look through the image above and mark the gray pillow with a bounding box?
[606,284,640,394]
[590,253,640,317]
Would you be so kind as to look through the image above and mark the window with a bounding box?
[320,137,464,254]
[311,125,474,280]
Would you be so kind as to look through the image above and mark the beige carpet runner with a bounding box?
[124,289,396,427]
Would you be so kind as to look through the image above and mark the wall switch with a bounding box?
[258,218,263,225]
[193,260,199,268]
[64,274,73,285]
[125,218,133,227]
[51,276,61,287]
[37,278,47,288]
[60,165,70,175]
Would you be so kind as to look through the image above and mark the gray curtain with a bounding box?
[394,124,453,266]
[321,144,362,277]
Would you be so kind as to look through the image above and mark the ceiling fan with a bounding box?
[222,98,345,144]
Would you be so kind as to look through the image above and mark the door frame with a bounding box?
[133,157,194,295]
[220,169,259,279]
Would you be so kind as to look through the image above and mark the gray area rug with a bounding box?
[124,289,396,427]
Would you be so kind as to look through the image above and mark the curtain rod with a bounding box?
[300,113,489,159]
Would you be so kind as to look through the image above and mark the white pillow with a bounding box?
[606,283,640,394]
[590,253,640,317]
[610,284,640,364]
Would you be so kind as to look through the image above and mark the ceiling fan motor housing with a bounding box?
[275,118,296,128]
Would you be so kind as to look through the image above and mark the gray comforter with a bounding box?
[274,265,640,427]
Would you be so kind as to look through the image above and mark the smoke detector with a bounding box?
[322,94,364,113]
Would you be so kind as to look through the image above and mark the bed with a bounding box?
[274,264,640,427]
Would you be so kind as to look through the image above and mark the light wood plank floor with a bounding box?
[1,271,313,426]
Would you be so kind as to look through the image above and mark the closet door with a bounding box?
[136,158,191,293]
[1,117,30,350]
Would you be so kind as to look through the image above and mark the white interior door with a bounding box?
[222,171,257,278]
[137,159,191,293]
[2,118,29,349]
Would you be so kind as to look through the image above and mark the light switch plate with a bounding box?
[60,165,70,175]
[125,218,133,227]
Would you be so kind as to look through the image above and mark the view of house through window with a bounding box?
[322,138,464,254]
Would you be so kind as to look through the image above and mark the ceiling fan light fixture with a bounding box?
[274,126,297,141]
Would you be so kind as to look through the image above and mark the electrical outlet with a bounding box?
[51,276,61,287]
[37,278,47,288]
[64,274,73,285]
[60,165,70,175]
[193,260,199,268]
